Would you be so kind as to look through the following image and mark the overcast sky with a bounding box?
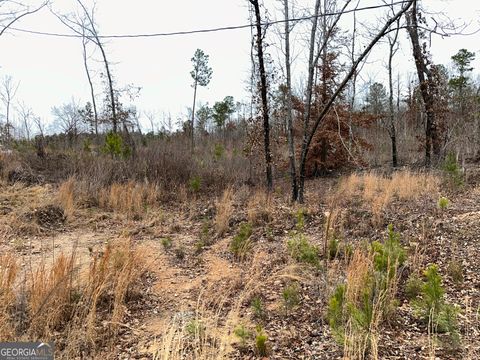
[0,0,479,132]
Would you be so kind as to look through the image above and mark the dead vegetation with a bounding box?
[0,238,146,357]
[1,159,480,359]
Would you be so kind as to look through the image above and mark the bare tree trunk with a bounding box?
[388,20,400,168]
[298,0,321,202]
[297,0,352,202]
[406,0,438,166]
[0,76,19,144]
[191,78,198,153]
[249,0,273,191]
[75,0,117,133]
[283,0,298,201]
[81,27,98,136]
[297,0,414,202]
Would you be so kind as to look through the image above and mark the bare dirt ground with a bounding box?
[1,168,479,359]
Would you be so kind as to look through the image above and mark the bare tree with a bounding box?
[16,101,33,140]
[296,0,415,202]
[0,1,48,37]
[249,0,273,191]
[0,75,19,142]
[53,0,117,132]
[52,99,83,145]
[144,110,157,134]
[32,116,45,158]
[80,16,99,136]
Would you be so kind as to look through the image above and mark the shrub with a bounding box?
[287,233,320,267]
[255,325,268,357]
[447,260,463,284]
[371,224,406,278]
[328,237,339,260]
[189,176,202,193]
[233,324,251,348]
[412,264,459,343]
[214,143,225,160]
[442,153,463,187]
[230,223,253,260]
[437,196,450,210]
[251,296,266,320]
[161,237,173,249]
[405,273,423,300]
[103,131,130,158]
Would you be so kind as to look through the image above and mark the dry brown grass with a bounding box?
[28,252,77,337]
[342,248,401,360]
[98,181,159,217]
[57,177,75,219]
[0,183,54,240]
[0,239,145,357]
[214,187,234,236]
[246,189,272,225]
[343,250,375,360]
[332,170,439,222]
[0,254,18,340]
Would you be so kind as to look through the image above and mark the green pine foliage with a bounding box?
[230,223,253,259]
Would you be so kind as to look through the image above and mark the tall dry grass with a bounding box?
[0,254,18,340]
[0,239,145,357]
[341,248,401,360]
[246,189,272,225]
[332,170,439,222]
[98,181,159,217]
[214,187,234,236]
[57,177,75,219]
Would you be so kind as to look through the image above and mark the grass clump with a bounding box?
[282,283,300,315]
[413,264,460,344]
[174,246,186,260]
[295,208,306,231]
[446,260,464,284]
[287,233,320,267]
[230,223,253,260]
[405,273,423,300]
[327,226,405,357]
[214,187,234,236]
[185,319,205,339]
[328,237,339,260]
[161,237,173,249]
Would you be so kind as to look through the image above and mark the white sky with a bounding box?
[0,0,479,131]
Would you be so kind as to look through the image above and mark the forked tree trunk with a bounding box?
[297,0,414,202]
